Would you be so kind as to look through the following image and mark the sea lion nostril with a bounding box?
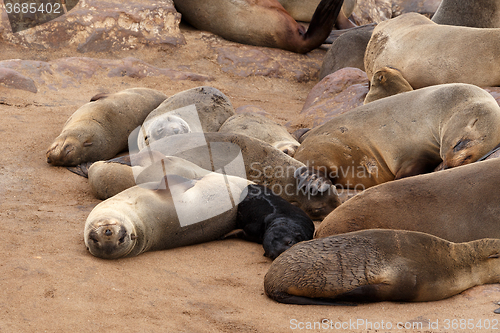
[105,229,112,236]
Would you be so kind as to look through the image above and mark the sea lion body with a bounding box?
[46,88,167,166]
[235,184,315,259]
[84,173,251,259]
[319,24,374,79]
[218,113,300,156]
[315,158,500,242]
[144,132,341,220]
[173,0,345,54]
[138,86,234,150]
[365,13,500,89]
[432,0,500,28]
[293,83,500,189]
[87,153,211,200]
[363,66,413,104]
[264,229,500,304]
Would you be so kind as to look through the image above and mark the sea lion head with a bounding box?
[143,115,191,146]
[46,135,93,166]
[262,217,312,260]
[364,66,413,104]
[292,166,341,220]
[273,141,299,157]
[84,216,138,259]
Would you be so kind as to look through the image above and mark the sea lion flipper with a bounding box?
[106,154,132,166]
[220,229,247,240]
[66,162,94,178]
[273,294,357,306]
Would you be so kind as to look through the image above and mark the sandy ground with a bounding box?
[1,22,500,333]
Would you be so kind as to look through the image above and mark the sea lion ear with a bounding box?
[90,92,109,102]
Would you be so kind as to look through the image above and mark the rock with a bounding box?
[0,57,212,91]
[0,0,184,50]
[287,67,369,129]
[352,0,392,25]
[214,44,324,82]
[0,68,37,93]
[391,0,442,18]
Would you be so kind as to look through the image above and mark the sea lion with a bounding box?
[293,83,500,190]
[138,132,341,220]
[319,24,375,79]
[229,184,315,259]
[432,0,500,28]
[173,0,344,54]
[218,113,300,156]
[264,229,500,304]
[363,66,413,104]
[46,88,167,166]
[137,86,234,150]
[84,173,251,259]
[86,153,211,200]
[365,13,500,89]
[277,0,357,28]
[315,158,500,242]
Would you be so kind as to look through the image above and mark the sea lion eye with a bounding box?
[118,235,126,244]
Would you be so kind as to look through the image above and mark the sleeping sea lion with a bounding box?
[173,0,345,53]
[293,83,500,190]
[84,173,251,259]
[230,184,315,259]
[264,229,500,304]
[218,113,300,156]
[365,13,500,89]
[46,88,167,166]
[315,157,500,242]
[137,86,234,150]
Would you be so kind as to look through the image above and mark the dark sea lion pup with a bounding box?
[47,88,167,166]
[174,0,344,54]
[264,229,500,305]
[227,184,315,259]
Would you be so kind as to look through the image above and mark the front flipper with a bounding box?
[67,161,94,178]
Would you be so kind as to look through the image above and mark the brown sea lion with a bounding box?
[293,83,500,190]
[218,113,300,156]
[173,0,344,54]
[315,158,500,241]
[46,88,167,166]
[365,13,500,89]
[264,229,500,304]
[363,66,413,103]
[432,0,500,28]
[277,0,357,28]
[137,86,234,150]
[84,173,252,259]
[86,153,211,200]
[145,132,341,220]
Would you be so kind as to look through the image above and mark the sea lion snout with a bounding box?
[86,223,135,259]
[46,137,79,166]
